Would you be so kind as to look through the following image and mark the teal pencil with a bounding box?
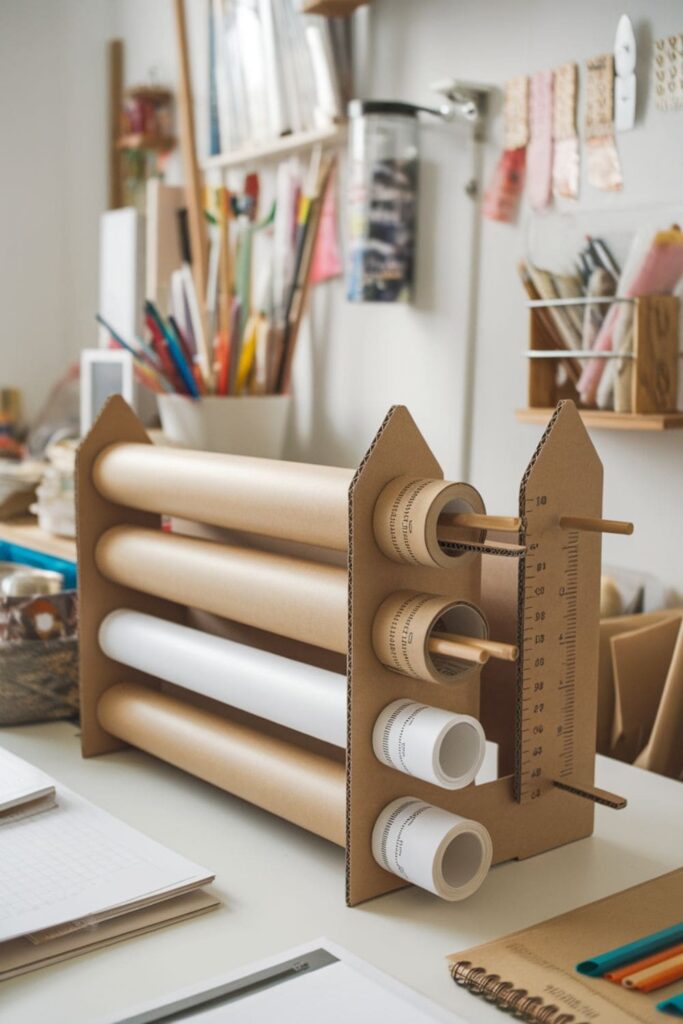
[577,922,683,977]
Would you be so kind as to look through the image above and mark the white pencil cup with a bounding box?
[157,395,291,458]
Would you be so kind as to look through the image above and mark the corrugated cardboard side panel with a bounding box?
[76,395,184,756]
[347,403,608,908]
[597,611,683,755]
[637,619,683,779]
[480,553,519,777]
[347,406,483,906]
[516,401,603,836]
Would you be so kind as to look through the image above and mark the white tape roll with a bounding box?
[372,797,493,901]
[372,700,485,789]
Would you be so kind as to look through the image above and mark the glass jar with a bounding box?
[347,100,420,303]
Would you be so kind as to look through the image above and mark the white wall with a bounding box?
[1,0,681,597]
[301,0,683,600]
[0,0,111,420]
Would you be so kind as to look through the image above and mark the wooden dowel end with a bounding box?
[438,512,522,534]
[432,632,518,663]
[559,516,633,536]
[428,634,488,664]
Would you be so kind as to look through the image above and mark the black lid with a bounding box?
[347,99,421,119]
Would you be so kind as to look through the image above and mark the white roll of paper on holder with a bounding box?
[373,700,485,789]
[99,611,487,791]
[99,609,347,748]
[372,798,493,901]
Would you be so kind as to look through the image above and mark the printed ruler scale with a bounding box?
[515,403,603,805]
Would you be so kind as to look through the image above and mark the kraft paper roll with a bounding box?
[373,477,485,568]
[97,682,346,846]
[372,797,492,901]
[95,526,348,654]
[93,443,353,552]
[373,590,488,683]
[373,700,485,789]
[99,609,347,747]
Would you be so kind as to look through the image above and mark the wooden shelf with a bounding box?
[124,85,173,103]
[516,408,683,431]
[0,517,76,562]
[303,0,370,13]
[203,124,345,172]
[117,133,176,152]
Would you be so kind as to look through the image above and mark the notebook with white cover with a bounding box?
[0,749,215,953]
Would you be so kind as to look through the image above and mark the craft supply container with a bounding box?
[157,394,291,457]
[346,100,419,303]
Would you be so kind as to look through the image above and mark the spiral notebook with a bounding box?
[447,869,683,1024]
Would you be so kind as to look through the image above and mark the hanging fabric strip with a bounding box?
[552,62,579,199]
[483,76,528,223]
[585,54,623,191]
[528,70,554,210]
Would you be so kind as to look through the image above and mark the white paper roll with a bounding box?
[372,797,493,901]
[98,610,347,748]
[373,700,485,790]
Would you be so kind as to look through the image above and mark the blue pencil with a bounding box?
[658,991,683,1015]
[95,314,174,392]
[144,301,199,399]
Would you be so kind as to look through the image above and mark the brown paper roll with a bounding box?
[373,590,488,684]
[372,477,485,568]
[95,526,348,654]
[93,443,353,552]
[98,682,346,845]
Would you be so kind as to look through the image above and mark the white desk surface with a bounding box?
[1,722,681,1024]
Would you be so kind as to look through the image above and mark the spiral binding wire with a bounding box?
[450,960,587,1024]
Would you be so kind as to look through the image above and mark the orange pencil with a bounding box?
[606,942,683,983]
[623,951,683,992]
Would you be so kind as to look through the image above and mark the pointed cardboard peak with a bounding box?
[78,395,151,470]
[353,405,442,489]
[520,400,602,506]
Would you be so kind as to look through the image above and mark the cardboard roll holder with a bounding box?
[77,397,626,907]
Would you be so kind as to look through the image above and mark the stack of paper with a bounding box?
[0,748,218,980]
[0,746,56,824]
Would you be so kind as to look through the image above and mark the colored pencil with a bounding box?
[577,922,683,977]
[145,300,200,398]
[606,942,683,983]
[624,952,683,992]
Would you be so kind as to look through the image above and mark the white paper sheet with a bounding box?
[0,754,213,943]
[185,961,445,1023]
[100,940,461,1023]
[0,746,55,815]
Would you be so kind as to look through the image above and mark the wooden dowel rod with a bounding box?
[438,513,522,533]
[559,516,633,536]
[432,630,518,663]
[173,0,213,390]
[427,634,489,664]
[432,633,518,662]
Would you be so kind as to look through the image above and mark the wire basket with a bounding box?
[0,591,78,726]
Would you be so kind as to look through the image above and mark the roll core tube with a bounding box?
[97,683,491,899]
[95,525,348,654]
[373,700,485,789]
[373,591,489,684]
[373,477,486,568]
[372,797,493,901]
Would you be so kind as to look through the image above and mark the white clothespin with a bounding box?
[614,14,637,132]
